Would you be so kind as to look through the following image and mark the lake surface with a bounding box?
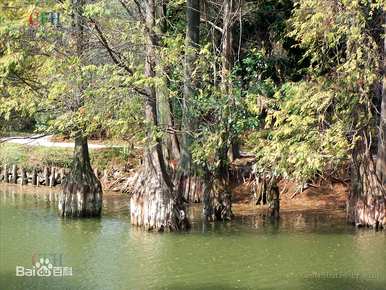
[0,189,385,290]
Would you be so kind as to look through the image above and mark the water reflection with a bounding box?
[1,188,385,290]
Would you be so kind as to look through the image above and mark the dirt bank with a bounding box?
[231,179,348,215]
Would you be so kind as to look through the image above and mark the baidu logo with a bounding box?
[16,254,73,277]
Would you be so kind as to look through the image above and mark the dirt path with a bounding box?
[0,135,120,149]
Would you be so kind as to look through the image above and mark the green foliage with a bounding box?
[248,82,349,181]
[245,0,383,182]
[1,0,383,184]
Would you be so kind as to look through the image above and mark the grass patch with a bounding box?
[0,143,132,171]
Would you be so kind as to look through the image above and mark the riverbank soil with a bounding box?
[231,179,348,215]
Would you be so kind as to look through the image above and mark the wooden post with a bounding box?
[32,168,37,186]
[21,168,27,185]
[60,168,65,184]
[44,167,49,186]
[11,165,17,184]
[49,167,56,187]
[3,164,9,183]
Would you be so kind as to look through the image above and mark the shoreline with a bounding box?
[0,183,348,218]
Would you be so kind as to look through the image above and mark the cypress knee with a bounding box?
[3,165,9,183]
[21,168,27,185]
[11,165,17,184]
[49,167,56,187]
[44,167,50,186]
[32,168,37,186]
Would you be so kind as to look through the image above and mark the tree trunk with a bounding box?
[228,142,241,161]
[347,132,385,228]
[254,174,280,219]
[203,173,233,221]
[348,10,386,229]
[157,4,181,163]
[130,0,189,231]
[223,0,240,163]
[58,0,102,218]
[203,0,237,221]
[175,0,204,202]
[59,136,102,217]
[376,10,386,187]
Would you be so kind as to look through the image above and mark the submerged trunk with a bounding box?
[347,133,385,228]
[348,12,386,229]
[130,0,189,231]
[203,144,233,221]
[254,173,280,219]
[130,150,189,231]
[59,136,102,217]
[175,0,204,202]
[203,174,233,221]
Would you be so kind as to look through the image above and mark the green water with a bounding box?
[0,190,385,290]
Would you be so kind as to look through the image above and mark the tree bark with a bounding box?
[376,10,386,187]
[175,0,204,202]
[130,0,189,231]
[347,131,385,228]
[59,136,102,217]
[157,4,181,163]
[347,9,386,229]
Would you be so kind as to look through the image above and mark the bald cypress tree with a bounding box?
[58,0,102,218]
